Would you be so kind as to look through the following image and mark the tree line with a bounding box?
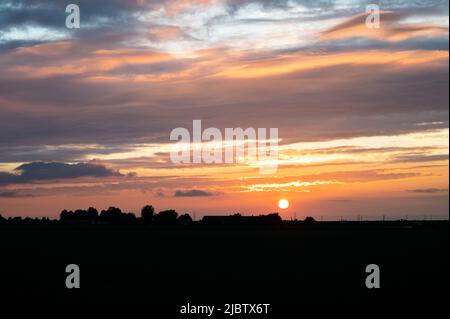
[0,206,313,226]
[0,205,192,226]
[59,205,194,226]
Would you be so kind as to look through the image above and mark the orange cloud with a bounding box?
[7,47,174,78]
[164,0,219,16]
[148,26,184,41]
[215,50,449,78]
[15,41,73,56]
[321,11,448,42]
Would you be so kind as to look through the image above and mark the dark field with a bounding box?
[0,221,448,313]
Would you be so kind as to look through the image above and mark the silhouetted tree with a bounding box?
[141,205,155,225]
[86,207,99,220]
[178,213,193,226]
[60,209,72,221]
[258,213,282,224]
[154,210,178,225]
[124,212,138,224]
[99,207,137,225]
[24,217,33,223]
[304,216,316,224]
[9,216,22,224]
[0,214,5,224]
[100,206,122,221]
[60,207,98,223]
[74,209,87,220]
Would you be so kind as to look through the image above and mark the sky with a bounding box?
[0,0,448,220]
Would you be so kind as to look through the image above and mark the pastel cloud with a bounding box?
[321,11,448,42]
[241,180,342,192]
[0,0,448,218]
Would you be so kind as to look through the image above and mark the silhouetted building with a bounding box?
[154,210,178,225]
[202,213,282,225]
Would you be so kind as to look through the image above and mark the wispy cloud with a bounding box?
[407,188,449,194]
[174,189,217,197]
[0,190,35,198]
[241,180,342,192]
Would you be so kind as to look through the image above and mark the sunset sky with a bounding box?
[0,0,448,220]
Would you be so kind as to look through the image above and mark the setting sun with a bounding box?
[278,199,290,210]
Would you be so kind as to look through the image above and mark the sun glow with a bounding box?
[278,199,290,210]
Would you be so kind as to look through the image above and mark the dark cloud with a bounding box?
[226,0,448,15]
[390,154,449,163]
[295,146,442,155]
[174,189,216,197]
[0,2,64,30]
[0,162,122,185]
[0,59,448,149]
[0,190,34,198]
[0,0,151,29]
[407,188,449,194]
[0,0,181,50]
[0,145,133,163]
[299,36,450,53]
